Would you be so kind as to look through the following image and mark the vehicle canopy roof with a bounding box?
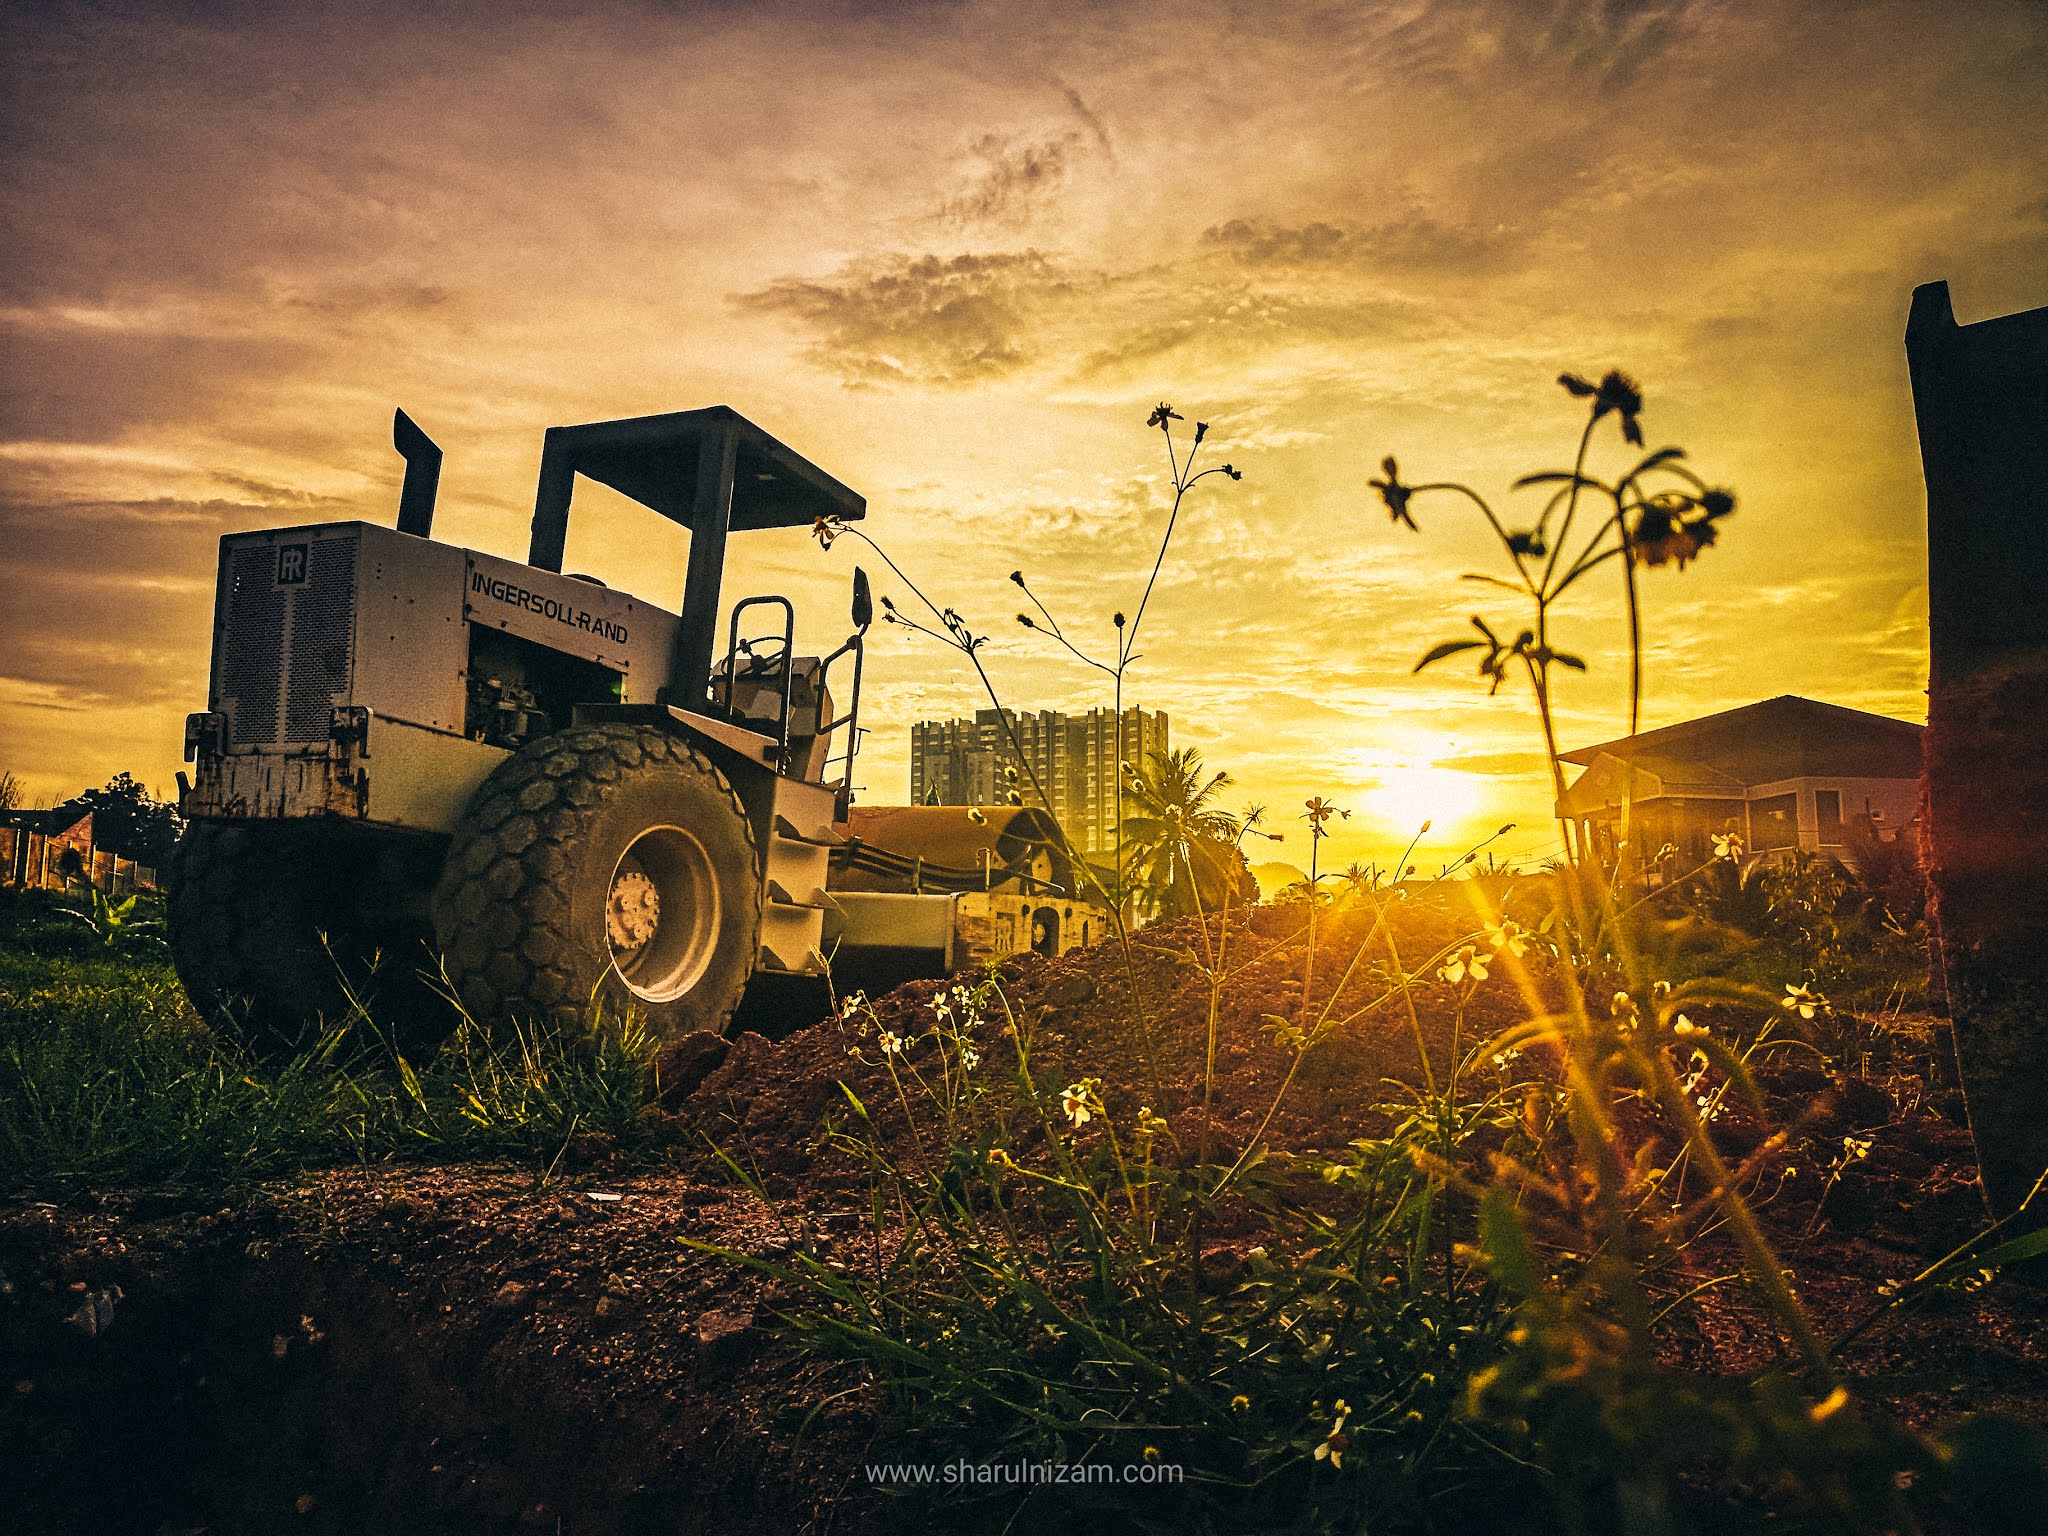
[538,405,864,538]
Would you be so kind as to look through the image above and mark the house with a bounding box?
[1555,696,1923,873]
[1,803,96,890]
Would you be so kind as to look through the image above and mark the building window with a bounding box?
[1751,792,1798,851]
[1815,789,1842,845]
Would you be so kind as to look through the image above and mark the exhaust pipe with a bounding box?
[393,408,442,538]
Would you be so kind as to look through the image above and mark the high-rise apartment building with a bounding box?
[909,707,1169,860]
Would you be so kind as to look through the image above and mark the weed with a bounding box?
[1386,370,2043,1529]
[693,959,1541,1532]
[57,885,163,951]
[0,890,654,1187]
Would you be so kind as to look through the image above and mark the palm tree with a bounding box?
[1118,748,1252,921]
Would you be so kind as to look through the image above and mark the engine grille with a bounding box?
[285,538,357,741]
[221,545,284,745]
[218,531,359,747]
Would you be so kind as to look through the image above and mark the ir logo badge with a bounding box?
[276,544,309,585]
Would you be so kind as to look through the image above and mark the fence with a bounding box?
[0,825,157,896]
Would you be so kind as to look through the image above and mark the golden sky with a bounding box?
[3,0,2043,869]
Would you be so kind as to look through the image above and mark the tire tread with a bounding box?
[431,724,759,1034]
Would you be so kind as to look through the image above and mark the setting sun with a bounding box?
[1351,749,1489,843]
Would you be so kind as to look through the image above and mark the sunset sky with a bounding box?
[3,0,2044,871]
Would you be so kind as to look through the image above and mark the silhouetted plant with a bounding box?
[1385,370,1734,855]
[1117,746,1252,923]
[688,382,2047,1534]
[812,403,1239,910]
[1378,373,2045,1530]
[1011,404,1240,906]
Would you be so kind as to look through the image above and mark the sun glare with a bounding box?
[1354,752,1486,840]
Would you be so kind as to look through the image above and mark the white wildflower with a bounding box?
[1439,945,1489,985]
[1314,1399,1352,1469]
[1783,983,1825,1020]
[1061,1078,1102,1128]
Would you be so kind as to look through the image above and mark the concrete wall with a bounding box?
[1742,774,1921,860]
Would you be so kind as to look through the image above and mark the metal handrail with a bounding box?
[720,595,796,763]
[817,630,865,807]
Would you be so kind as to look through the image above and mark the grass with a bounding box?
[0,887,657,1188]
[699,935,1544,1533]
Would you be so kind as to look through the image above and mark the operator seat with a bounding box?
[714,654,835,781]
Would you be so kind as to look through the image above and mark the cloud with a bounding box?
[744,245,1436,395]
[0,493,288,708]
[1370,0,1707,94]
[1202,214,1527,277]
[736,250,1089,385]
[0,325,311,443]
[939,132,1084,225]
[1057,83,1113,158]
[1434,747,1551,777]
[0,676,112,715]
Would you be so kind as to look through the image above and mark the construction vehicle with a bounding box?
[170,407,1112,1049]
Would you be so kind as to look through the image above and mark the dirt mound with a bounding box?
[682,900,1563,1182]
[675,902,2004,1286]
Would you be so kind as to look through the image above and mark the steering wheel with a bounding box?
[733,635,790,679]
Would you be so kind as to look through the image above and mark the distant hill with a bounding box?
[1251,862,1309,901]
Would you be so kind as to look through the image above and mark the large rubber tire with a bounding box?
[167,820,448,1055]
[431,724,761,1039]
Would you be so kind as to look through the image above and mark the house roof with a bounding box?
[1557,696,1923,785]
[1555,752,1749,817]
[1,802,92,836]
